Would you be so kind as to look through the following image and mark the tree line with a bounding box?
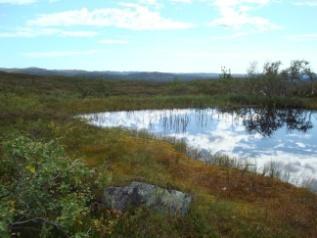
[220,60,317,98]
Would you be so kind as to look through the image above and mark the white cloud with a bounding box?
[0,0,64,4]
[209,0,279,31]
[0,0,35,4]
[24,50,98,58]
[99,39,128,45]
[171,0,192,3]
[293,0,317,6]
[27,5,192,30]
[139,0,158,5]
[0,0,36,4]
[0,27,97,38]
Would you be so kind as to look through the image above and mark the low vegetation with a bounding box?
[1,60,317,237]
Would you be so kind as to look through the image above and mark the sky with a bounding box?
[0,0,316,73]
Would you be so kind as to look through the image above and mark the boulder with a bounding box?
[103,182,191,215]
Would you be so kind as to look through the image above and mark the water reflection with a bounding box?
[233,107,313,136]
[81,107,317,190]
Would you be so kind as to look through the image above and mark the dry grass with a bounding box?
[52,121,317,237]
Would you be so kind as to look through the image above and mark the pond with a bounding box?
[81,107,317,191]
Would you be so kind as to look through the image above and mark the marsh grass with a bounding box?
[1,72,317,237]
[54,121,317,237]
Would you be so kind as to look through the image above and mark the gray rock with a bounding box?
[103,182,191,215]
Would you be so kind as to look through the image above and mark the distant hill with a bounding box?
[0,67,230,81]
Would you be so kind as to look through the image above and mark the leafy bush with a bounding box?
[0,136,106,237]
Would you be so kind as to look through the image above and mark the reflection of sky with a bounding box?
[82,109,317,190]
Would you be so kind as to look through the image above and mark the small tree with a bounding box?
[263,61,281,77]
[288,60,309,82]
[219,66,232,80]
[285,60,316,95]
[260,61,283,97]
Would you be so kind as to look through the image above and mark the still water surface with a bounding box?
[82,108,317,190]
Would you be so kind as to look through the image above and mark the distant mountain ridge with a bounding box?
[0,67,230,81]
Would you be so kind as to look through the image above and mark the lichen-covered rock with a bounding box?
[103,182,191,215]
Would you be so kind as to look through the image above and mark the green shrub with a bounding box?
[0,136,106,237]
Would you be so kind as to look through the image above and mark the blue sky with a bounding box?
[0,0,316,73]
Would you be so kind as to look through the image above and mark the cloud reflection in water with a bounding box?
[82,108,317,190]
